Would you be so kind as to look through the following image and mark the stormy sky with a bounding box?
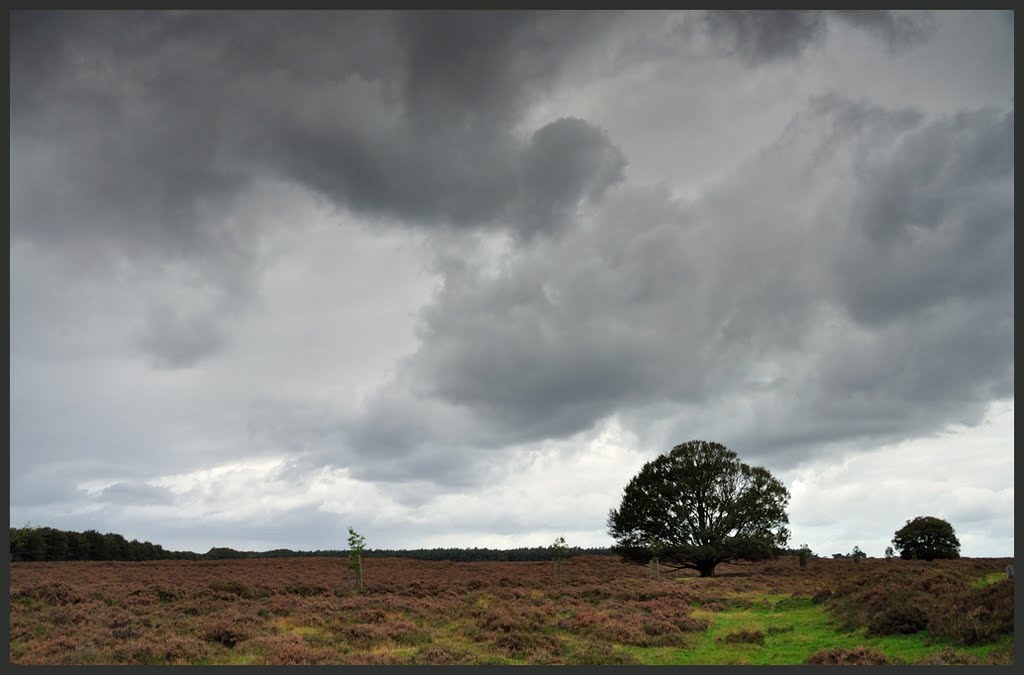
[10,10,1014,557]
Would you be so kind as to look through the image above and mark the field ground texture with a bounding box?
[8,555,1014,665]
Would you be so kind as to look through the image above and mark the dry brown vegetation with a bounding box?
[8,554,1013,665]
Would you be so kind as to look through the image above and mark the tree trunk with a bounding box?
[696,560,717,577]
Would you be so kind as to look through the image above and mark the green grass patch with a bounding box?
[626,593,1012,665]
[973,572,1010,588]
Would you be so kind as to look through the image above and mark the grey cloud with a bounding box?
[9,471,88,508]
[344,96,1013,479]
[700,10,828,64]
[11,10,622,254]
[96,482,177,506]
[45,503,351,553]
[514,118,627,236]
[10,10,630,380]
[690,10,936,65]
[341,387,487,484]
[835,108,1013,324]
[830,10,938,50]
[396,11,619,128]
[135,304,229,369]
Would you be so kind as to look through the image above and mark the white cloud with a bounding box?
[783,400,1013,557]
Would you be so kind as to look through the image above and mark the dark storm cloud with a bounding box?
[515,118,627,236]
[835,107,1013,324]
[830,10,938,49]
[10,10,621,250]
[396,11,617,128]
[700,10,828,63]
[691,10,936,64]
[10,10,625,371]
[345,95,1013,478]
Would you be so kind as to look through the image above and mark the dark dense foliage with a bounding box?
[608,440,790,577]
[10,527,202,562]
[9,527,612,563]
[892,516,961,561]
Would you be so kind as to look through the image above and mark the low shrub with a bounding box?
[811,588,831,604]
[13,582,82,605]
[412,644,472,665]
[914,647,981,665]
[336,622,391,646]
[250,633,329,665]
[868,603,929,635]
[200,619,250,648]
[718,629,765,645]
[151,585,183,602]
[46,604,85,625]
[565,641,639,665]
[805,646,890,665]
[108,614,142,640]
[928,604,1001,646]
[491,630,564,660]
[207,580,266,599]
[115,635,208,665]
[766,624,795,634]
[282,582,329,597]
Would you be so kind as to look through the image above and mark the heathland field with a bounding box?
[8,555,1014,665]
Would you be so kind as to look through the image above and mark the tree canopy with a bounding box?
[607,440,791,577]
[892,516,961,561]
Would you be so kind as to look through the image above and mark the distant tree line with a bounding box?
[9,527,202,562]
[198,545,616,562]
[9,526,613,563]
[362,546,615,562]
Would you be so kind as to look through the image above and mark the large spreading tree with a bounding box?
[891,516,961,560]
[608,440,791,577]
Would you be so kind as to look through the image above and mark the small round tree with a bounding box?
[891,516,960,561]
